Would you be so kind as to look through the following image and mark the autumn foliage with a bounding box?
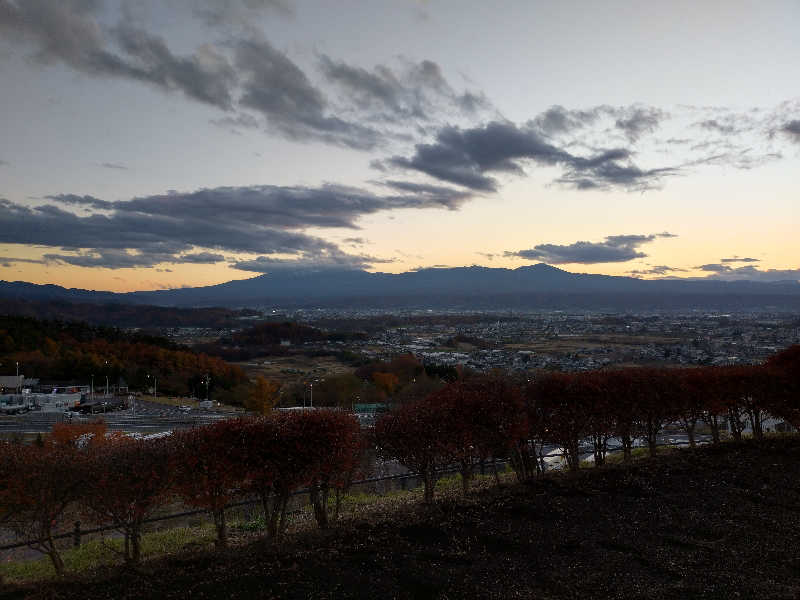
[1,344,799,573]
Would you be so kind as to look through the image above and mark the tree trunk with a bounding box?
[460,460,473,495]
[566,440,580,472]
[44,529,65,576]
[706,414,721,444]
[213,507,227,549]
[728,408,744,441]
[130,524,142,564]
[593,434,606,467]
[646,418,659,458]
[310,482,330,529]
[262,490,279,539]
[422,467,436,503]
[492,457,501,486]
[278,494,289,534]
[749,407,763,441]
[334,488,343,522]
[621,434,633,463]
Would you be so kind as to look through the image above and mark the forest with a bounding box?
[0,315,247,397]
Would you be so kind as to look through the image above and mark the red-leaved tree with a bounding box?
[374,399,451,503]
[173,419,249,548]
[0,442,86,575]
[81,435,176,563]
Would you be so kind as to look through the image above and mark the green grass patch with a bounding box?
[0,524,215,583]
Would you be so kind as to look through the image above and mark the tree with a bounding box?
[374,399,451,503]
[82,436,176,563]
[245,376,281,414]
[529,372,598,472]
[242,411,363,536]
[173,419,249,548]
[0,443,86,575]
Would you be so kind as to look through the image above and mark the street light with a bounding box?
[104,360,109,397]
[204,374,211,402]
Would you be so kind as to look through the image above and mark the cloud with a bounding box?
[697,264,800,283]
[99,162,128,170]
[320,56,490,125]
[0,159,8,167]
[0,181,463,269]
[235,35,380,149]
[628,265,687,276]
[720,256,760,263]
[530,105,605,136]
[177,252,225,264]
[386,120,678,192]
[192,0,294,27]
[696,263,731,273]
[614,106,666,142]
[232,250,393,273]
[0,256,46,267]
[782,120,800,142]
[0,1,238,110]
[506,232,676,264]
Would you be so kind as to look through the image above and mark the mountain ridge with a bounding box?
[2,264,799,310]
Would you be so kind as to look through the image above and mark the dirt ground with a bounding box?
[5,437,800,599]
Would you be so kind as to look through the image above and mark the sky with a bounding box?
[0,0,798,293]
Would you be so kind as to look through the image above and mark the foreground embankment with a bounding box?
[4,436,800,599]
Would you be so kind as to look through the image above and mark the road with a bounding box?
[0,400,231,435]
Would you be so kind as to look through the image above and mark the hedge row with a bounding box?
[0,410,361,574]
[375,345,800,502]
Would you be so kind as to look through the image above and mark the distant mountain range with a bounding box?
[2,264,800,310]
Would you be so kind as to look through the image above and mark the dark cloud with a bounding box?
[192,0,294,27]
[720,256,760,263]
[0,256,46,266]
[235,36,379,149]
[614,106,666,142]
[178,252,225,264]
[0,1,238,110]
[114,24,237,109]
[697,264,800,282]
[696,263,731,273]
[531,105,605,136]
[387,121,677,192]
[320,55,491,123]
[0,181,462,270]
[782,120,800,142]
[506,233,676,264]
[628,265,687,276]
[99,162,128,170]
[380,180,473,208]
[0,159,8,166]
[232,250,393,273]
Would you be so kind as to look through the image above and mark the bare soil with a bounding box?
[5,437,800,599]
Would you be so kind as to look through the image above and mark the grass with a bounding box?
[0,524,215,583]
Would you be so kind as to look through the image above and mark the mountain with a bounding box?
[2,264,800,310]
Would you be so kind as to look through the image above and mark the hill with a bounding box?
[6,436,800,599]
